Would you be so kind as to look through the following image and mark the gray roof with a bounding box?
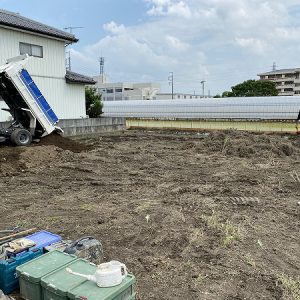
[258,68,300,76]
[0,9,78,43]
[65,70,96,85]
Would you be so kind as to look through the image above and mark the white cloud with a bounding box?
[103,21,126,35]
[146,0,192,18]
[235,38,268,55]
[166,35,189,51]
[72,0,300,94]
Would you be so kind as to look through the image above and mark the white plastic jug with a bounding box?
[66,260,127,288]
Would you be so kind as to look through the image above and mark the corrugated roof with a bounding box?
[258,68,300,76]
[0,9,78,43]
[65,70,96,85]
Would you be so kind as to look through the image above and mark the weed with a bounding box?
[202,211,243,246]
[221,136,230,153]
[277,274,300,300]
[244,253,256,268]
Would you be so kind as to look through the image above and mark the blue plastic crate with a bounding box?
[25,231,61,249]
[0,248,43,294]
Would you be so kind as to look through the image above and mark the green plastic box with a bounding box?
[16,250,77,300]
[41,259,97,300]
[68,274,136,300]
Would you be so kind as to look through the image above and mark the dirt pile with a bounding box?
[0,134,88,175]
[38,133,90,153]
[196,131,300,158]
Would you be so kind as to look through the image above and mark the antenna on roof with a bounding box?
[63,27,83,71]
[272,62,277,71]
[63,26,84,34]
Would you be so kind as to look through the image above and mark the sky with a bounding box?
[1,0,300,95]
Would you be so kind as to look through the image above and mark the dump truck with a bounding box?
[0,54,62,146]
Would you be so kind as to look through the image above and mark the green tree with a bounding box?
[85,87,103,118]
[222,91,233,97]
[223,80,278,97]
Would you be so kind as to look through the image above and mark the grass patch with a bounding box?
[202,211,243,246]
[278,274,300,300]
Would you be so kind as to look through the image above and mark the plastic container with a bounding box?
[0,248,43,294]
[25,231,61,249]
[16,250,77,300]
[69,274,136,300]
[44,240,72,253]
[7,231,62,258]
[41,259,97,300]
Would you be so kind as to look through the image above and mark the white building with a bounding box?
[156,93,207,100]
[0,9,95,122]
[258,68,300,96]
[93,79,206,101]
[94,80,160,101]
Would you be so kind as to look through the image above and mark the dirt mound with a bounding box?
[38,133,90,153]
[197,131,300,158]
[0,147,23,175]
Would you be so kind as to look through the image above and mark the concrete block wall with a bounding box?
[0,117,126,137]
[57,117,125,136]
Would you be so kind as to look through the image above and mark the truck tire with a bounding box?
[10,129,32,146]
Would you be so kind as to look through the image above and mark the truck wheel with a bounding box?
[10,129,32,146]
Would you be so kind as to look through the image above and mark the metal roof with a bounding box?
[0,9,78,43]
[258,68,300,76]
[65,70,96,85]
[103,96,300,121]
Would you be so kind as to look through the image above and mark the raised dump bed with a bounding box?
[0,54,61,146]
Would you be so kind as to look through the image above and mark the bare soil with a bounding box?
[0,130,300,300]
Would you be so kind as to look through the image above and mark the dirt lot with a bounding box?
[0,130,300,299]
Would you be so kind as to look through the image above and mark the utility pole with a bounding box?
[201,80,206,98]
[98,57,105,83]
[63,26,83,71]
[168,72,174,99]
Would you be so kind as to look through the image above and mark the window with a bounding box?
[20,42,43,58]
[115,88,123,93]
[106,89,114,94]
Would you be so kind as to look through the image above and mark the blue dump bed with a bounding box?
[20,69,59,124]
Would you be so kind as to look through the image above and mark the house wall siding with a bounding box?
[0,26,86,121]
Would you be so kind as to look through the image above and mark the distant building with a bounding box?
[93,81,160,101]
[93,78,207,101]
[258,68,300,96]
[155,93,209,100]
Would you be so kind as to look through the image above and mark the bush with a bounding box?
[85,87,103,118]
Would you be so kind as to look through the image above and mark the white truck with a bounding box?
[0,54,62,146]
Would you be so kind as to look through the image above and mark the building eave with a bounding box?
[65,70,96,85]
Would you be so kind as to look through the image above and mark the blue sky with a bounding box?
[1,0,300,95]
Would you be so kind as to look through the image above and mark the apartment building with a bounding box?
[258,68,300,96]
